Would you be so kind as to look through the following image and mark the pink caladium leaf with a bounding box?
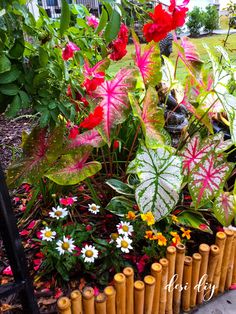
[68,129,104,148]
[83,58,110,79]
[91,68,137,145]
[45,146,102,185]
[133,32,161,86]
[180,132,227,177]
[189,154,233,208]
[213,192,235,227]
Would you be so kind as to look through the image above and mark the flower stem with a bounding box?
[125,124,141,170]
[85,179,101,206]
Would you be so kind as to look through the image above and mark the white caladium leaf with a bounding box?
[180,132,228,177]
[127,144,183,221]
[189,154,234,209]
[213,192,235,227]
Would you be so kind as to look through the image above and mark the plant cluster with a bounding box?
[2,0,236,288]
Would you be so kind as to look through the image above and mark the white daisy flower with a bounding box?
[81,244,99,263]
[109,233,119,244]
[88,203,100,215]
[41,227,56,242]
[56,236,75,255]
[117,221,134,236]
[49,206,68,219]
[116,236,133,253]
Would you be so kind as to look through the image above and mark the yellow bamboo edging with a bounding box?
[57,230,236,314]
[123,267,134,314]
[182,256,192,312]
[166,246,176,314]
[173,243,185,314]
[232,231,236,285]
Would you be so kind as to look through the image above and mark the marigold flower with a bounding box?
[171,215,179,223]
[126,211,136,220]
[145,230,154,239]
[153,232,167,246]
[62,42,80,61]
[79,106,103,130]
[141,212,155,226]
[180,227,191,240]
[170,231,181,245]
[81,244,98,263]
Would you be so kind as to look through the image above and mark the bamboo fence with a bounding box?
[58,230,236,314]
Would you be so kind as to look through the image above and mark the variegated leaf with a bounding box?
[45,146,102,185]
[133,31,162,86]
[91,68,137,145]
[213,192,235,227]
[127,144,183,221]
[68,129,104,148]
[189,154,233,208]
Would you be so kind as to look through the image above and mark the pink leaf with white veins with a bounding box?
[189,155,233,208]
[91,68,137,145]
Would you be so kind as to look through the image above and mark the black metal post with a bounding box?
[0,164,39,313]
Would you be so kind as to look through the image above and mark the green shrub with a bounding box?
[186,7,205,37]
[203,5,219,33]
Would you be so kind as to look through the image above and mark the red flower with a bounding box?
[109,24,129,61]
[83,73,105,93]
[143,1,189,43]
[54,288,63,299]
[62,42,80,61]
[86,225,92,231]
[199,224,208,231]
[20,229,29,236]
[27,220,37,229]
[3,266,13,276]
[69,126,79,139]
[137,254,150,273]
[81,97,89,107]
[79,106,103,130]
[113,140,119,150]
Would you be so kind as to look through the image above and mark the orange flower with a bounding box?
[141,212,155,226]
[171,215,178,223]
[126,211,136,220]
[153,233,167,246]
[180,227,191,240]
[170,231,181,245]
[145,230,154,240]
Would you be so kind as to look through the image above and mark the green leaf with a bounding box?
[19,90,30,108]
[127,143,183,221]
[106,196,134,217]
[0,54,11,73]
[0,66,21,84]
[95,8,108,34]
[60,0,71,37]
[5,94,21,117]
[39,47,48,67]
[9,39,25,59]
[0,83,19,95]
[45,147,102,185]
[106,179,134,196]
[104,10,120,43]
[213,192,235,227]
[177,210,212,233]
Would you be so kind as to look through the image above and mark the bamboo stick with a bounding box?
[134,280,145,314]
[182,256,192,312]
[114,273,126,314]
[205,245,220,300]
[159,258,168,314]
[151,263,162,314]
[71,290,82,314]
[190,253,202,308]
[95,293,107,314]
[173,243,185,314]
[197,243,210,305]
[213,231,226,295]
[225,232,236,290]
[57,297,72,314]
[104,286,116,314]
[219,229,234,293]
[82,287,95,314]
[166,246,176,314]
[232,231,236,285]
[123,267,134,314]
[144,275,156,314]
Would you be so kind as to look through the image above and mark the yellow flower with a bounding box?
[126,211,136,220]
[153,233,167,246]
[180,227,191,240]
[145,230,154,239]
[171,215,178,223]
[141,212,155,226]
[170,231,181,245]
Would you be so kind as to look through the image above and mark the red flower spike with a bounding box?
[109,24,129,61]
[79,106,103,130]
[62,42,80,61]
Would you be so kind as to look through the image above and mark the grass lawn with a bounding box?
[109,33,236,82]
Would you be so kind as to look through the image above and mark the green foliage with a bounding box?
[186,6,205,36]
[203,5,219,33]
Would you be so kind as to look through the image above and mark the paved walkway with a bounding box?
[185,290,236,313]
